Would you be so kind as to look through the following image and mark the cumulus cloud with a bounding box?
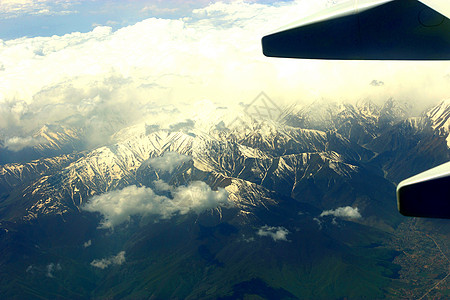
[3,136,46,151]
[257,225,289,242]
[83,181,230,228]
[146,152,192,173]
[320,206,361,219]
[172,181,230,215]
[91,251,125,269]
[84,185,168,228]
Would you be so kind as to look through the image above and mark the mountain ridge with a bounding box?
[1,98,449,299]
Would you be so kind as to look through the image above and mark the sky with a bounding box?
[0,0,287,39]
[0,0,449,144]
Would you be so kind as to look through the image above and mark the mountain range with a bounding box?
[1,98,449,299]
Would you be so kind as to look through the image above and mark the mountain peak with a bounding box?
[379,98,412,122]
[426,99,450,146]
[355,99,380,117]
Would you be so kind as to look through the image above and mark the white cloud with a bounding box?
[46,262,62,278]
[83,181,230,228]
[257,225,289,241]
[141,4,179,14]
[91,251,125,269]
[3,136,46,151]
[172,181,230,215]
[146,152,192,173]
[320,206,362,219]
[153,179,172,191]
[0,0,76,18]
[83,240,92,248]
[83,185,168,228]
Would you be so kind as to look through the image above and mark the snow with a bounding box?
[426,99,450,147]
[4,98,449,220]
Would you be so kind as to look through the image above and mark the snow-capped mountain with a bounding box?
[0,98,419,224]
[426,99,450,147]
[287,98,412,145]
[2,98,449,221]
[1,98,450,299]
[366,99,450,182]
[0,124,86,164]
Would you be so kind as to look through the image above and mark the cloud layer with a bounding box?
[0,0,76,19]
[1,0,448,145]
[320,206,361,219]
[257,225,289,241]
[83,181,230,228]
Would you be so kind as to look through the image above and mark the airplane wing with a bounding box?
[262,0,450,60]
[397,162,450,218]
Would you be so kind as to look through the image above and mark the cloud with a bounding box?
[169,119,195,132]
[241,235,255,243]
[145,124,161,134]
[153,179,172,192]
[0,0,77,19]
[91,251,125,269]
[83,240,92,248]
[46,262,62,278]
[0,73,161,148]
[106,20,119,26]
[320,206,361,219]
[83,181,230,228]
[172,181,230,215]
[146,152,192,173]
[83,185,168,228]
[257,225,289,241]
[0,0,448,145]
[313,217,323,230]
[3,136,46,151]
[370,80,384,87]
[26,265,34,273]
[141,5,179,15]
